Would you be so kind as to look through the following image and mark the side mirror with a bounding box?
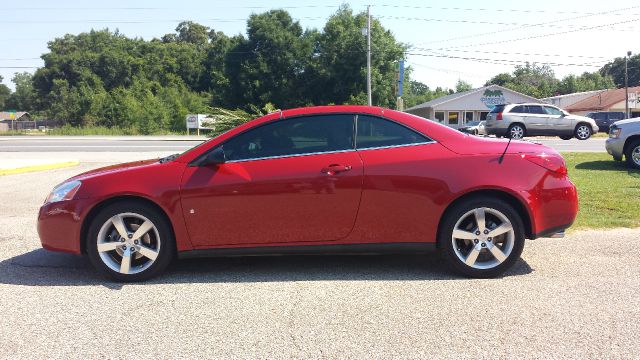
[197,146,226,166]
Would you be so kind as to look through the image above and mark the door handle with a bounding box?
[321,164,352,175]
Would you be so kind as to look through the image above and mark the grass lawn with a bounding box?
[564,152,640,230]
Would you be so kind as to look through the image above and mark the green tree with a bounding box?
[0,75,10,110]
[600,54,640,88]
[6,72,36,111]
[315,5,406,108]
[455,79,473,93]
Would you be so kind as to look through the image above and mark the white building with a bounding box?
[405,85,541,127]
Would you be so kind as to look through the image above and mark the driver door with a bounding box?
[179,114,363,248]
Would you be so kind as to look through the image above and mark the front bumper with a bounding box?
[605,137,624,159]
[37,199,90,254]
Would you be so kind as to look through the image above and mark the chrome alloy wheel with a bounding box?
[632,145,640,166]
[509,125,524,139]
[451,207,515,270]
[576,125,591,140]
[96,213,161,275]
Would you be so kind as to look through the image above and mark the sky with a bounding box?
[1,0,639,92]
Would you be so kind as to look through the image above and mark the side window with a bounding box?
[526,105,545,114]
[223,115,354,161]
[594,113,607,120]
[356,115,430,149]
[609,112,624,120]
[544,106,563,116]
[510,105,526,113]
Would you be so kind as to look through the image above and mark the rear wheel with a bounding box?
[86,201,174,282]
[507,124,525,139]
[575,124,592,140]
[625,139,640,170]
[438,197,525,278]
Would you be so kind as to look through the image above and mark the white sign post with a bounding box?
[186,114,214,136]
[629,92,638,109]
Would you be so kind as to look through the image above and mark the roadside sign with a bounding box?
[629,92,638,108]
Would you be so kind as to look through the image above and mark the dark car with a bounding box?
[38,105,578,281]
[585,111,625,132]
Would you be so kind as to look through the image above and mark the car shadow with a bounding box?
[575,160,640,177]
[0,248,533,289]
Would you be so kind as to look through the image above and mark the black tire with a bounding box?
[574,123,592,140]
[86,201,175,282]
[438,196,525,278]
[506,124,526,139]
[559,135,572,140]
[625,139,640,170]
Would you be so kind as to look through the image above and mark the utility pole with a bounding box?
[625,51,632,119]
[366,5,372,106]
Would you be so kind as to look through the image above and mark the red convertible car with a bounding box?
[38,106,578,281]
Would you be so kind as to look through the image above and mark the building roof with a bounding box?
[565,86,640,112]
[541,89,604,101]
[405,85,540,111]
[0,111,30,121]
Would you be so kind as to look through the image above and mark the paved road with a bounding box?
[0,136,607,152]
[1,164,638,358]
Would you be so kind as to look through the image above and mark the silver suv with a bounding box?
[484,103,599,140]
[606,118,640,169]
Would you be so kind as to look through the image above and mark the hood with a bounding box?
[442,135,549,155]
[613,118,640,127]
[69,158,160,181]
[568,114,595,123]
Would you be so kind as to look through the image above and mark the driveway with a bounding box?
[0,161,638,358]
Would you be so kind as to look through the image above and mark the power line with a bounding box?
[375,4,610,15]
[422,17,640,52]
[406,52,606,68]
[417,5,640,45]
[409,48,610,60]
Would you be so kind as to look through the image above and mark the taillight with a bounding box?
[521,153,567,175]
[496,112,503,120]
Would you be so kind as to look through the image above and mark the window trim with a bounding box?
[354,114,435,151]
[191,112,436,165]
[215,113,357,163]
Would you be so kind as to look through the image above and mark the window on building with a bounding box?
[448,112,460,125]
[479,112,489,120]
[356,115,430,149]
[435,111,445,122]
[464,112,474,123]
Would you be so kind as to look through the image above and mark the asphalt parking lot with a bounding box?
[1,154,639,359]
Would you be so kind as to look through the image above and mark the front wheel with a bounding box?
[438,197,525,278]
[625,139,640,170]
[575,124,592,140]
[86,201,175,282]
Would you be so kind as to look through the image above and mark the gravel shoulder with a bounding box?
[0,160,638,359]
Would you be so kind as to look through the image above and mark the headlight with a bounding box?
[45,180,82,204]
[609,127,621,138]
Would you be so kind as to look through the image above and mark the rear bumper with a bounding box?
[37,199,90,254]
[527,174,578,239]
